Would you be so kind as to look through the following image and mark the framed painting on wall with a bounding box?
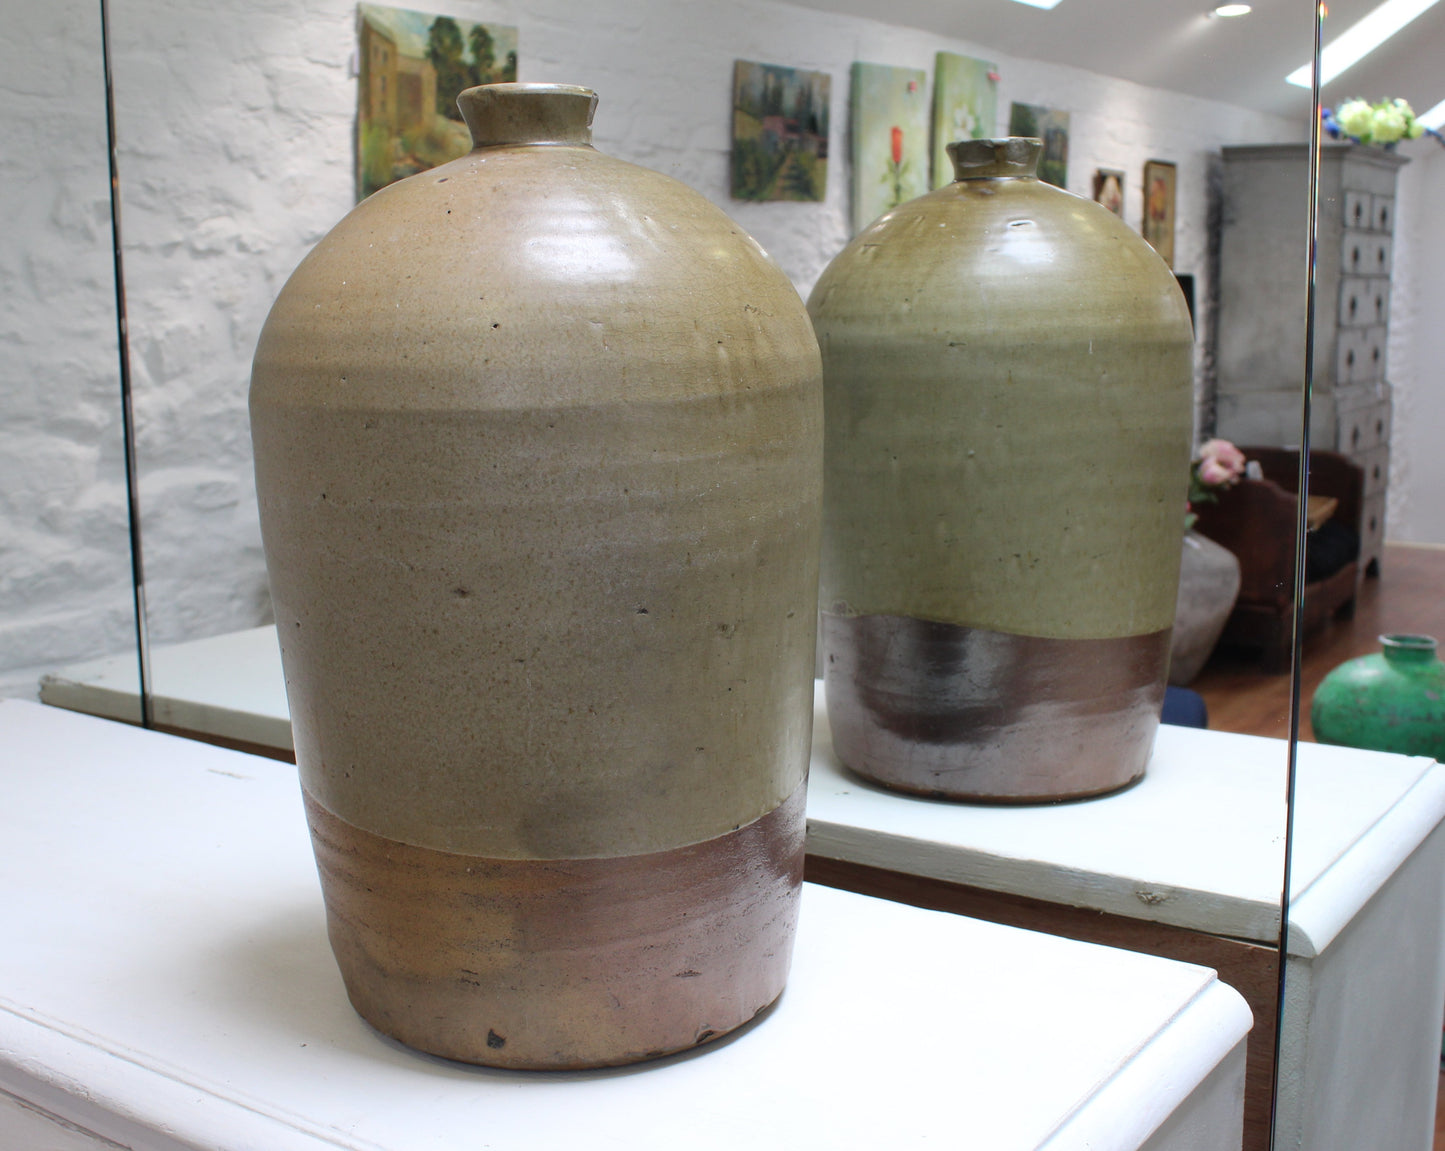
[357,3,518,199]
[930,52,997,189]
[1143,159,1178,267]
[731,60,831,202]
[1008,102,1069,188]
[850,62,928,232]
[1093,168,1125,216]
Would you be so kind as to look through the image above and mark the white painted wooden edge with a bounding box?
[805,818,1284,942]
[0,1004,358,1151]
[0,1085,135,1151]
[36,680,142,727]
[36,684,295,754]
[1039,979,1252,1151]
[1286,760,1445,959]
[36,627,295,753]
[39,676,295,754]
[149,693,295,752]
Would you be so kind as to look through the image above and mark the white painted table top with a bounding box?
[0,700,1248,1151]
[807,682,1445,957]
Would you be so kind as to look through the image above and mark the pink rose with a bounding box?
[1198,438,1246,479]
[1198,457,1234,486]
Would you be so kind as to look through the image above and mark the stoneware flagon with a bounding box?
[249,83,823,1068]
[808,137,1193,801]
[1312,634,1445,761]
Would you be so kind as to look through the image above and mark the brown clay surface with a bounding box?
[305,778,806,1069]
[822,612,1170,800]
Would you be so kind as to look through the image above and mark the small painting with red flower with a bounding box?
[849,62,928,232]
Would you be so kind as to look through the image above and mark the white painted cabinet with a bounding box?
[0,700,1249,1151]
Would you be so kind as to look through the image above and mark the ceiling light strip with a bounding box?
[1419,98,1445,129]
[1286,0,1442,87]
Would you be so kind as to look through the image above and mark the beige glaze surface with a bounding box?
[809,139,1193,641]
[251,86,822,858]
[306,779,804,1068]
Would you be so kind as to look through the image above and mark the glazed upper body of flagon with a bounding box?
[251,85,822,861]
[811,138,1192,641]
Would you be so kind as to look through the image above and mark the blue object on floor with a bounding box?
[1162,686,1208,729]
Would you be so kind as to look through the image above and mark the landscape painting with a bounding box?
[731,59,831,202]
[1008,102,1069,188]
[357,3,518,198]
[931,52,997,189]
[851,62,928,232]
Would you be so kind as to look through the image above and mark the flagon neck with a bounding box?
[948,137,1042,181]
[458,83,598,148]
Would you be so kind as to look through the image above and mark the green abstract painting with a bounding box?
[930,52,997,189]
[732,60,831,202]
[850,62,928,233]
[1008,102,1070,189]
[357,3,518,199]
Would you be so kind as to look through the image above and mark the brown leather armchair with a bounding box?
[1191,447,1364,673]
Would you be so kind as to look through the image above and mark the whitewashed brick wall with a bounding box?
[2,0,1305,695]
[0,2,137,697]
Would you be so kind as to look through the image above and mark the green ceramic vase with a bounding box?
[808,137,1194,802]
[1312,635,1445,761]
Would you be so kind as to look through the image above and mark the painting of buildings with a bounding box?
[731,60,830,202]
[1008,101,1070,189]
[357,4,518,198]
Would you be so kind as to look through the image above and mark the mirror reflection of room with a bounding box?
[3,1,1444,1150]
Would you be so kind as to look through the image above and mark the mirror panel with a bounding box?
[0,0,142,720]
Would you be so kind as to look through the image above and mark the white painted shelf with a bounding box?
[807,683,1445,957]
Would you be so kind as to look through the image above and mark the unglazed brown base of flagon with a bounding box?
[822,613,1171,802]
[304,781,805,1069]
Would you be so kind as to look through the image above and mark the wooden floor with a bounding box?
[1192,541,1445,742]
[1186,542,1445,1146]
[1439,1069,1445,1151]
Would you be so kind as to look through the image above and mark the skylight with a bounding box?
[1286,0,1443,87]
[1419,97,1445,129]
